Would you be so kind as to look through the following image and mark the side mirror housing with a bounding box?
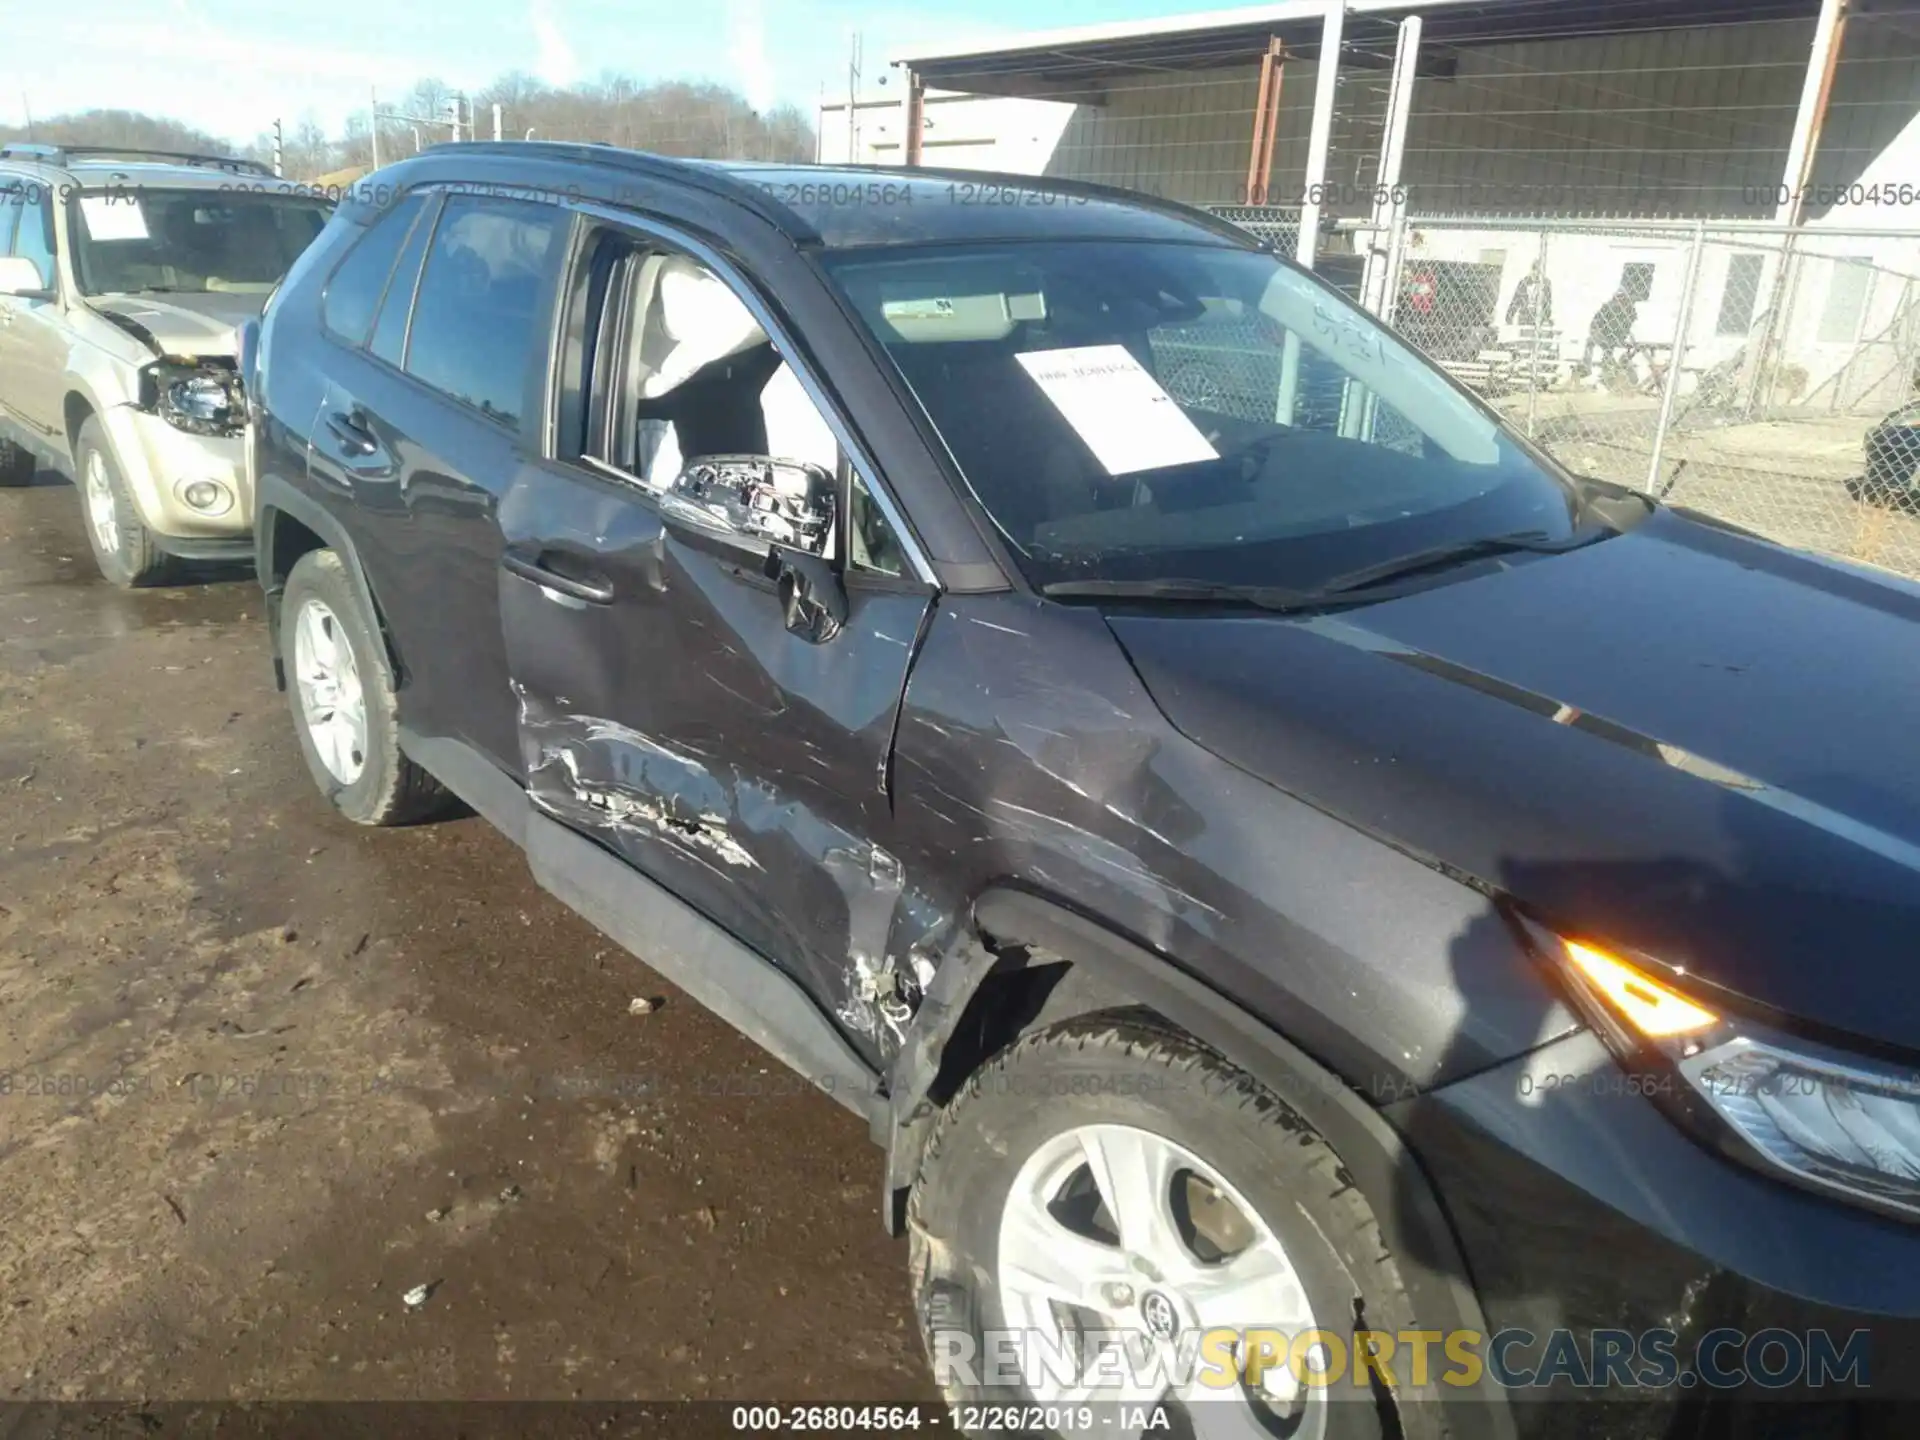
[0,255,54,301]
[660,454,836,556]
[761,546,846,644]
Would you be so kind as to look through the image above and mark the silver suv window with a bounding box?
[71,188,330,296]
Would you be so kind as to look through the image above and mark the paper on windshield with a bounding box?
[1016,345,1218,476]
[79,195,150,241]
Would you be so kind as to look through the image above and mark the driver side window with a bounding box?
[571,232,910,576]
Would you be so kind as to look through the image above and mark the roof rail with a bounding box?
[407,142,1263,251]
[0,144,275,177]
[412,140,827,239]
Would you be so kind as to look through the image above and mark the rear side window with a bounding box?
[404,195,563,430]
[369,198,437,366]
[322,192,427,346]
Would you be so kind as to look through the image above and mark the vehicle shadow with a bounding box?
[7,452,255,588]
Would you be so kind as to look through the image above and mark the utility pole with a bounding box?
[271,118,284,177]
[493,103,503,142]
[20,93,33,142]
[370,87,381,169]
[846,30,862,163]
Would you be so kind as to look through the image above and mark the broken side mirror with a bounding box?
[762,545,846,644]
[660,455,836,556]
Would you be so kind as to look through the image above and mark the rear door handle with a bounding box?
[502,549,616,604]
[324,410,378,457]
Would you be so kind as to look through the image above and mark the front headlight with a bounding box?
[1551,936,1920,1222]
[147,361,243,437]
[1681,1036,1920,1218]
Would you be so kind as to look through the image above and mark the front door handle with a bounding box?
[502,548,616,604]
[324,410,378,457]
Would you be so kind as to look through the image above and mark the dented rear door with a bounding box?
[498,459,937,1065]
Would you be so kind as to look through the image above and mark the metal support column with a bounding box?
[1359,15,1420,317]
[1243,37,1286,205]
[1775,0,1850,225]
[1294,0,1346,270]
[1645,221,1708,495]
[903,69,926,166]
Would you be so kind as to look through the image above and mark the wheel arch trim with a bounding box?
[884,885,1516,1439]
[256,475,396,689]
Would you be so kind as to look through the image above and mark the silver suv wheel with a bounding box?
[84,449,119,555]
[292,597,368,785]
[996,1122,1324,1435]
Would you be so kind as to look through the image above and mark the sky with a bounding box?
[7,0,1212,143]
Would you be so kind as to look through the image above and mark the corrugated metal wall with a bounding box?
[1030,13,1920,218]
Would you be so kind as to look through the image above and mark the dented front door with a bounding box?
[497,459,936,1065]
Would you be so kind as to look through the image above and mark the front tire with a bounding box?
[281,548,449,826]
[909,1016,1447,1440]
[74,416,176,587]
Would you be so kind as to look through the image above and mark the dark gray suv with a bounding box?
[246,145,1919,1437]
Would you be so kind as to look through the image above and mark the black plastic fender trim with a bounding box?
[883,886,1517,1440]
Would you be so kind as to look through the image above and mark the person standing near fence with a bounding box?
[1583,283,1639,378]
[1506,261,1553,327]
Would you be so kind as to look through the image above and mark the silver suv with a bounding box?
[0,145,332,585]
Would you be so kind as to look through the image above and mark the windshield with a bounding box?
[823,240,1589,592]
[71,189,331,297]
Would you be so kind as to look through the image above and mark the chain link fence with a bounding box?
[1304,213,1920,581]
[1207,205,1302,257]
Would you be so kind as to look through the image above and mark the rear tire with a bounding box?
[74,416,175,587]
[909,1016,1448,1440]
[281,548,450,826]
[0,435,35,487]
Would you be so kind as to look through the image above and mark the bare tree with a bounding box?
[0,70,815,186]
[0,110,236,158]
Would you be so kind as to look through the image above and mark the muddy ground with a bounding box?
[0,467,932,1411]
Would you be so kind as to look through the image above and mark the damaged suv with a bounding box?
[249,146,1920,1437]
[0,145,331,585]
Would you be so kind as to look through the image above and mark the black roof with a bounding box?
[393,143,1260,250]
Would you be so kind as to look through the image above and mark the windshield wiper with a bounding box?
[1315,529,1599,595]
[1039,578,1333,612]
[1041,529,1610,613]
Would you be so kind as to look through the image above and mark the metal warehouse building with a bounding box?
[880,0,1920,224]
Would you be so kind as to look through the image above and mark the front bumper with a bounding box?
[1391,1029,1920,1437]
[98,405,251,542]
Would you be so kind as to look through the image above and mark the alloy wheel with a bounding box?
[85,450,119,555]
[996,1123,1326,1438]
[292,598,368,785]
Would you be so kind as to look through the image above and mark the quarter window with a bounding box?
[322,192,427,346]
[404,195,563,430]
[369,196,438,366]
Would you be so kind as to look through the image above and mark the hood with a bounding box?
[88,291,266,358]
[1106,506,1920,1052]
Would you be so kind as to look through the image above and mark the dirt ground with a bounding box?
[0,469,933,1409]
